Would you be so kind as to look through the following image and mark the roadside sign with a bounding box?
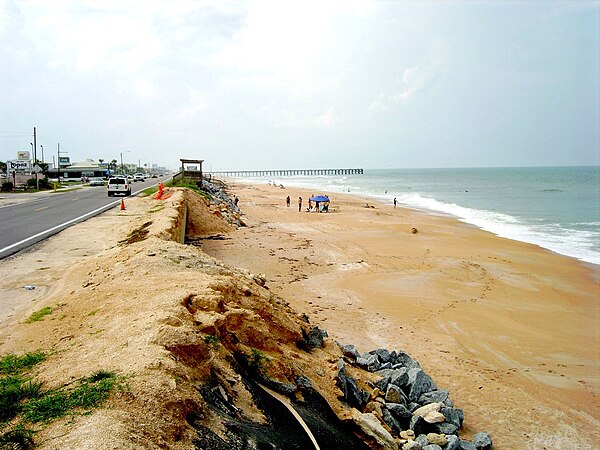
[7,160,31,172]
[17,151,30,161]
[33,165,43,174]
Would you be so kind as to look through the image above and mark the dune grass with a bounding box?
[0,352,121,449]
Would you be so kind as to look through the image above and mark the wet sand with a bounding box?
[201,180,600,449]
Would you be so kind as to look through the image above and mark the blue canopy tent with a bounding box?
[309,195,329,202]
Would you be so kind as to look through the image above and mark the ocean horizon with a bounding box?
[232,165,600,266]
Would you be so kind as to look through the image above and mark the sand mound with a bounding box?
[0,188,371,449]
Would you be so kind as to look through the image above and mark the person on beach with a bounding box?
[298,196,302,212]
[234,196,239,207]
[286,195,290,207]
[394,197,397,208]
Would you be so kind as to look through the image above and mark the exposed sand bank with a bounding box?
[199,180,600,449]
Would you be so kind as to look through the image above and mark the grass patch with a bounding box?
[0,424,35,449]
[0,353,45,376]
[249,348,270,373]
[166,178,213,200]
[24,307,53,324]
[0,352,121,448]
[203,334,221,348]
[142,186,158,196]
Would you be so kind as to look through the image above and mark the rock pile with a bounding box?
[200,179,245,226]
[336,343,493,450]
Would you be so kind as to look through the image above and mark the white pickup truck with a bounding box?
[107,177,132,197]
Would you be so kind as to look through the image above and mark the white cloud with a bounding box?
[390,60,442,104]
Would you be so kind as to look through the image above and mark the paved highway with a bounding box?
[0,178,158,259]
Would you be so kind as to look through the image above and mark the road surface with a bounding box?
[0,179,157,259]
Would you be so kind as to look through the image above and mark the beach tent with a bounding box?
[310,195,329,202]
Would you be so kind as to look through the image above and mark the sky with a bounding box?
[1,0,598,171]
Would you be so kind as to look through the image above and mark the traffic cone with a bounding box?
[120,199,126,210]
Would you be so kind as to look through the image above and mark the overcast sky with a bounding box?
[1,0,598,171]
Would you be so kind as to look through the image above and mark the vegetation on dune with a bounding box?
[24,308,53,324]
[0,352,122,449]
[167,178,212,200]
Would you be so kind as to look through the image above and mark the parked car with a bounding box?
[107,177,131,197]
[88,177,105,186]
[133,173,145,182]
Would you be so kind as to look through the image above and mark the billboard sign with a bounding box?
[17,151,30,161]
[7,160,31,173]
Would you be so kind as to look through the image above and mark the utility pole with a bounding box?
[57,143,60,180]
[33,127,39,190]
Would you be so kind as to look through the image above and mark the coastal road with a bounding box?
[0,178,157,260]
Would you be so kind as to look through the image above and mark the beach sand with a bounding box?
[200,180,600,449]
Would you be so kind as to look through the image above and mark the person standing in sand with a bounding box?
[394,197,397,208]
[286,196,290,207]
[298,196,302,212]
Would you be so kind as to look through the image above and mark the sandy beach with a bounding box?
[0,182,598,449]
[200,180,600,449]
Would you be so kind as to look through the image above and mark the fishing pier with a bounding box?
[207,168,363,177]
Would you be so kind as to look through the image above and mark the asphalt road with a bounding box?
[0,178,158,260]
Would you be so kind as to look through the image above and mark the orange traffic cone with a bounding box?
[120,199,126,210]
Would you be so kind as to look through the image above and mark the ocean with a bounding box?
[235,166,600,266]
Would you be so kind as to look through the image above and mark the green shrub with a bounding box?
[24,307,53,324]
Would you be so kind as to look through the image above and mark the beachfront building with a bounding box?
[48,159,107,180]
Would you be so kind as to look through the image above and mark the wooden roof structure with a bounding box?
[180,159,204,180]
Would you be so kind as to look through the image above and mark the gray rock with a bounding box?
[418,389,449,405]
[339,343,361,361]
[445,435,460,450]
[357,353,380,372]
[335,359,348,398]
[385,402,412,423]
[472,432,492,450]
[294,375,312,389]
[382,408,403,434]
[415,434,429,446]
[378,361,392,370]
[433,422,459,436]
[408,402,422,413]
[347,374,369,408]
[393,351,422,369]
[441,407,464,428]
[305,326,328,349]
[374,375,390,392]
[372,348,392,363]
[422,445,443,450]
[459,441,477,450]
[407,368,437,402]
[409,415,433,436]
[403,441,423,450]
[390,367,410,387]
[264,378,297,394]
[375,367,409,393]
